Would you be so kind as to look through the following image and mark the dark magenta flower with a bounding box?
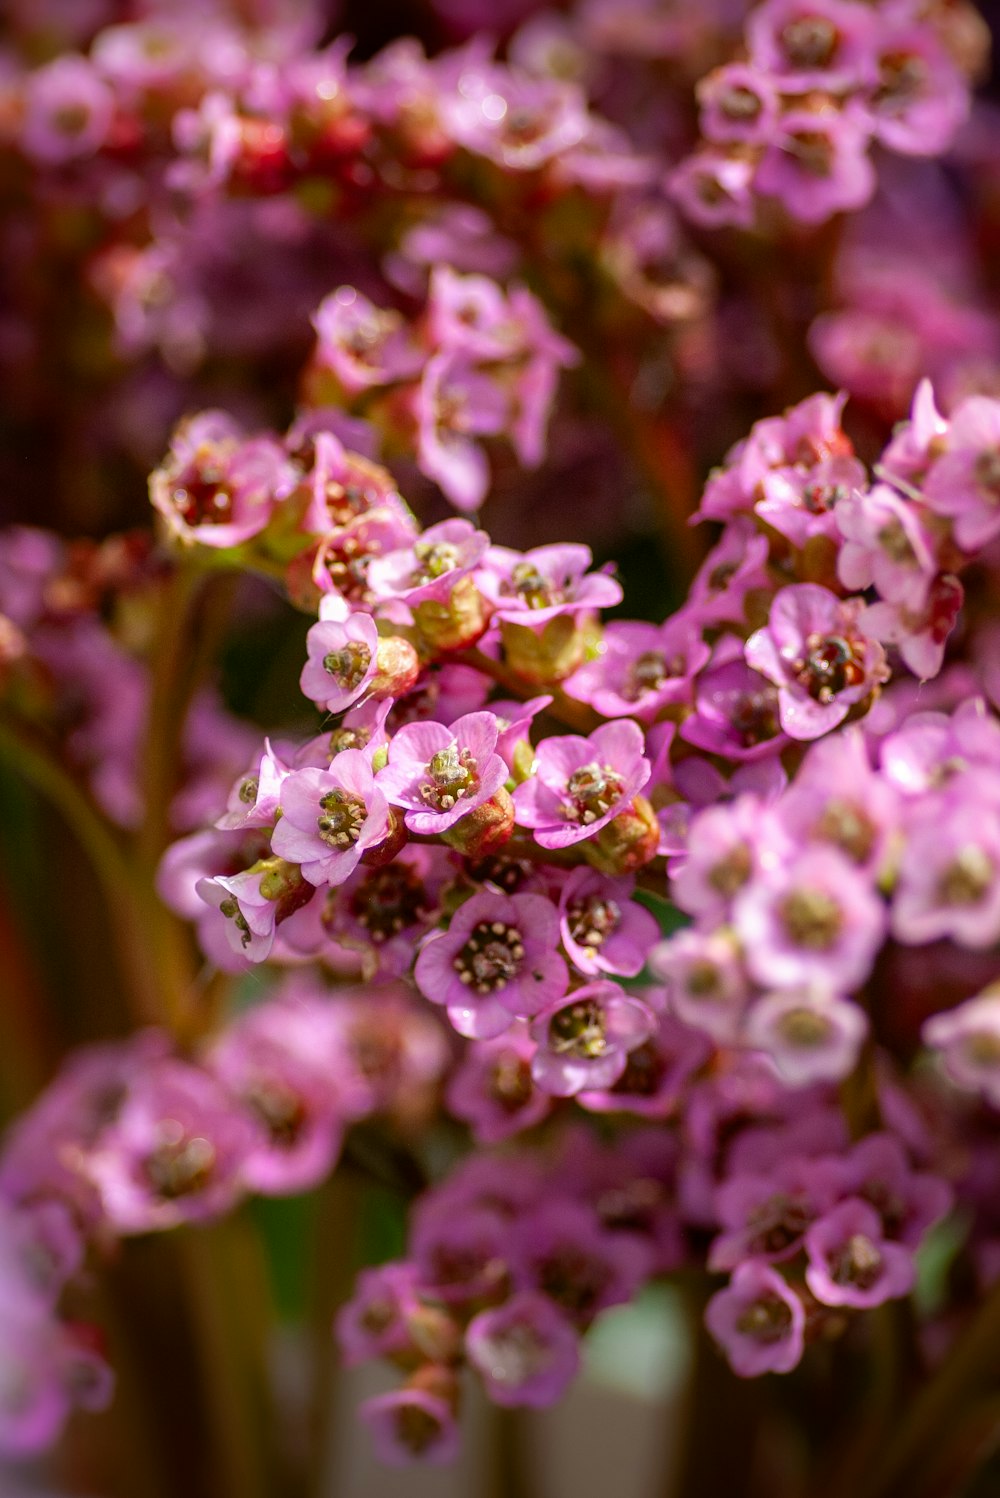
[377,711,508,835]
[415,890,568,1038]
[514,721,650,849]
[269,755,391,887]
[530,982,656,1096]
[466,1292,580,1407]
[557,867,660,979]
[804,1198,914,1308]
[705,1262,805,1377]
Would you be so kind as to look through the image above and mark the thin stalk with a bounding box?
[452,648,601,733]
[0,718,164,1025]
[858,1274,1000,1498]
[486,1406,540,1498]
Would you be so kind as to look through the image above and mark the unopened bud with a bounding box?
[441,788,515,857]
[371,635,420,697]
[413,576,487,652]
[500,614,585,684]
[402,1306,462,1368]
[583,794,660,875]
[251,856,313,922]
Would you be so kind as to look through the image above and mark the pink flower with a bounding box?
[478,543,622,625]
[860,573,964,681]
[270,755,391,887]
[312,286,422,394]
[804,1199,914,1308]
[754,108,876,226]
[377,711,508,834]
[466,1293,580,1407]
[705,1262,805,1377]
[360,1387,460,1467]
[892,802,1000,948]
[20,56,114,164]
[733,845,885,992]
[415,890,567,1038]
[743,988,868,1086]
[83,1060,255,1233]
[837,484,937,611]
[446,1020,551,1142]
[299,604,379,714]
[564,616,708,720]
[150,411,295,549]
[745,583,888,739]
[529,982,656,1096]
[366,518,490,605]
[336,1264,422,1368]
[923,395,1000,553]
[923,990,1000,1107]
[514,721,650,849]
[415,352,508,511]
[558,868,659,978]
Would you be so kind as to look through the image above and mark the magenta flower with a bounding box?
[360,1387,460,1467]
[841,1134,953,1247]
[860,573,964,681]
[687,520,772,628]
[366,518,490,606]
[215,741,289,831]
[325,847,449,977]
[529,982,656,1097]
[892,803,1000,948]
[680,655,788,762]
[150,412,294,550]
[651,928,748,1044]
[557,868,660,979]
[415,890,568,1039]
[804,1199,914,1308]
[775,726,899,872]
[377,711,508,835]
[336,1263,422,1368]
[512,1199,652,1327]
[414,351,508,511]
[743,988,868,1087]
[754,108,876,226]
[299,604,379,715]
[924,991,1000,1107]
[710,1156,843,1270]
[196,867,282,963]
[270,756,391,887]
[477,544,622,625]
[83,1060,255,1233]
[0,1314,112,1458]
[863,22,969,157]
[564,616,709,720]
[445,1022,552,1143]
[923,395,1000,552]
[837,484,937,611]
[734,845,885,992]
[745,584,888,739]
[668,152,756,230]
[411,1204,514,1305]
[670,796,776,920]
[747,0,879,87]
[441,65,589,171]
[312,286,422,394]
[577,1010,712,1120]
[514,721,650,849]
[705,1262,805,1377]
[466,1293,580,1408]
[208,997,345,1196]
[698,63,781,145]
[20,56,114,164]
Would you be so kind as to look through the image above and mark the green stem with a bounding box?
[0,718,164,1025]
[858,1276,1000,1498]
[452,648,602,733]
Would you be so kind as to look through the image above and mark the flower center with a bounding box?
[246,1081,307,1147]
[394,1403,444,1456]
[537,1249,608,1317]
[565,762,625,824]
[874,50,929,111]
[787,129,835,179]
[963,1031,1000,1068]
[412,540,461,582]
[611,1040,666,1097]
[238,776,259,805]
[488,1052,534,1112]
[736,1294,794,1344]
[814,799,876,863]
[718,85,763,122]
[548,998,608,1059]
[351,862,429,941]
[454,921,525,994]
[747,1193,814,1256]
[218,896,253,948]
[779,888,843,949]
[509,562,558,609]
[144,1124,216,1200]
[938,847,994,905]
[775,1006,833,1048]
[781,15,838,69]
[877,517,918,566]
[170,458,235,526]
[322,641,372,689]
[796,632,867,703]
[831,1233,883,1291]
[708,843,753,897]
[975,449,1000,498]
[729,685,782,746]
[420,743,479,812]
[478,1323,551,1386]
[625,650,679,701]
[567,894,622,951]
[317,789,368,848]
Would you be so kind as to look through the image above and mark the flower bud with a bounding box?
[441,788,515,858]
[582,794,660,875]
[251,856,313,922]
[361,808,409,867]
[500,615,586,684]
[371,635,420,698]
[412,576,488,652]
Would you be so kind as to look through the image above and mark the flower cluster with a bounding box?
[672,0,984,228]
